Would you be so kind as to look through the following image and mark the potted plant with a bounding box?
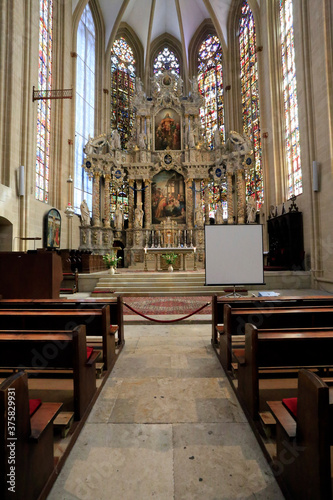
[103,253,122,274]
[161,252,178,272]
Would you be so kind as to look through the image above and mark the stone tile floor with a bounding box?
[47,320,285,500]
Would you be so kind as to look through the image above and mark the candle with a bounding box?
[144,247,147,254]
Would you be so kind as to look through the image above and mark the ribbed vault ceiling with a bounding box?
[73,0,234,58]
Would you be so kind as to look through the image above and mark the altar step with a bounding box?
[83,269,311,297]
[92,271,227,296]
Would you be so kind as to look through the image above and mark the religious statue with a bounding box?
[114,206,124,231]
[136,77,144,94]
[246,197,257,224]
[195,205,204,228]
[80,199,90,226]
[111,129,121,150]
[214,129,221,148]
[138,132,146,150]
[193,117,202,145]
[134,203,144,228]
[215,201,224,224]
[188,128,195,148]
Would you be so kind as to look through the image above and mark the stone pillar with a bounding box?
[204,178,210,224]
[144,179,152,227]
[237,168,246,224]
[184,114,189,148]
[146,116,151,150]
[136,116,140,143]
[186,178,194,228]
[227,172,234,225]
[136,179,142,208]
[103,173,111,227]
[195,179,201,210]
[92,171,101,227]
[128,179,134,229]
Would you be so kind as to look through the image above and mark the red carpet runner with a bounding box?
[123,296,212,315]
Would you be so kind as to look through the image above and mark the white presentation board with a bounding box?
[205,224,264,286]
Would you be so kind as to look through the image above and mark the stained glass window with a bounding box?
[239,1,263,208]
[153,47,180,76]
[110,37,136,149]
[35,0,53,202]
[280,0,302,197]
[74,4,95,215]
[197,35,224,148]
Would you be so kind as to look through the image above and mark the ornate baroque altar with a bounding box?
[79,70,253,269]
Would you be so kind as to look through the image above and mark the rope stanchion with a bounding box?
[123,301,211,323]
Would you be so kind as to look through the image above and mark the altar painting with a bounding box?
[44,208,61,248]
[155,109,181,150]
[152,170,186,224]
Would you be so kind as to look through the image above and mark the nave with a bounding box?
[47,319,284,500]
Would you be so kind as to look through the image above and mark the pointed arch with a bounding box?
[148,33,184,95]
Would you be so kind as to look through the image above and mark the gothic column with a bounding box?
[103,173,111,227]
[144,179,152,227]
[227,172,234,225]
[92,171,101,227]
[128,179,134,229]
[204,178,210,224]
[186,178,194,228]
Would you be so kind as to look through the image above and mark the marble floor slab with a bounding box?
[47,321,285,500]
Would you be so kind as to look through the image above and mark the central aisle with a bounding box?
[47,321,285,499]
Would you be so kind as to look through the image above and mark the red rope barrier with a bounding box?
[123,301,211,323]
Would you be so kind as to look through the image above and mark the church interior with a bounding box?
[1,0,333,499]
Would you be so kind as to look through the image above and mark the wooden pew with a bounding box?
[212,294,333,347]
[0,296,124,350]
[0,325,99,420]
[267,369,332,500]
[221,304,333,372]
[234,323,333,420]
[0,305,115,370]
[0,371,62,500]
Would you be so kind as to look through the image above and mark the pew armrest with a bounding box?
[233,348,246,366]
[30,402,62,441]
[86,350,101,366]
[267,400,296,438]
[110,325,119,335]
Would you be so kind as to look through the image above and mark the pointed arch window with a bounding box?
[35,0,53,202]
[239,0,263,207]
[280,0,302,197]
[197,34,224,149]
[74,3,95,215]
[153,47,180,76]
[110,37,136,149]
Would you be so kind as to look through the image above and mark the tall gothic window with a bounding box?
[153,47,180,76]
[74,3,95,215]
[197,34,224,148]
[280,0,302,197]
[35,0,53,202]
[110,37,136,149]
[239,1,263,208]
